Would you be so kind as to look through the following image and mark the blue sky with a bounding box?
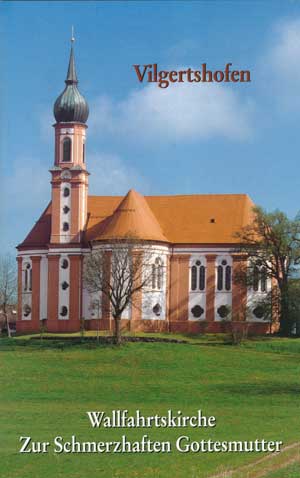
[1,1,300,254]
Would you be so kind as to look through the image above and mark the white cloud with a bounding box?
[1,153,147,252]
[262,18,300,109]
[3,153,147,216]
[88,152,149,196]
[89,79,253,143]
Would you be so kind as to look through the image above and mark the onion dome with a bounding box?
[53,42,89,124]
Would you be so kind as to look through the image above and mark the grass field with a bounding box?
[1,335,300,478]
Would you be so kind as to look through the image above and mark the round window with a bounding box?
[217,305,230,318]
[153,303,162,316]
[191,305,204,318]
[23,304,31,317]
[253,306,264,319]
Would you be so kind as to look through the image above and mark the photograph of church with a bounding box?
[16,43,271,335]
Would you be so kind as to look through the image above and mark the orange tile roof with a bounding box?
[18,203,52,249]
[87,189,169,242]
[86,191,254,244]
[18,191,255,248]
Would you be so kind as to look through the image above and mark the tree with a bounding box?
[235,206,300,336]
[84,237,156,345]
[287,279,300,336]
[0,255,17,337]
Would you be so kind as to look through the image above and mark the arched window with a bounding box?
[151,257,163,290]
[199,265,205,291]
[23,263,32,292]
[191,266,197,291]
[24,269,28,291]
[152,264,156,289]
[63,187,70,197]
[253,266,259,292]
[260,267,267,292]
[63,137,71,162]
[252,264,267,292]
[63,222,69,232]
[157,262,163,290]
[217,259,232,292]
[190,259,206,291]
[217,265,223,291]
[225,265,231,291]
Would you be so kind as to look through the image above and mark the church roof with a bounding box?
[88,189,169,242]
[17,191,254,249]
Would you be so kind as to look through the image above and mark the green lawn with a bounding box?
[1,336,300,478]
[263,462,300,478]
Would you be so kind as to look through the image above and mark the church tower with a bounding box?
[50,36,89,244]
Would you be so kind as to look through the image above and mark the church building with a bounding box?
[16,43,271,335]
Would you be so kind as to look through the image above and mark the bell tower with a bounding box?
[50,34,89,245]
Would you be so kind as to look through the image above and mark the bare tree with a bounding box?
[235,206,300,335]
[84,237,156,345]
[89,299,101,343]
[0,255,17,337]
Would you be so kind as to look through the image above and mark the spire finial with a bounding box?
[65,31,78,84]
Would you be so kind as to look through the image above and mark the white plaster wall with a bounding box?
[39,255,48,320]
[58,255,70,320]
[82,288,102,320]
[214,255,232,321]
[21,256,32,320]
[142,252,167,320]
[60,182,71,243]
[188,255,207,321]
[247,278,272,322]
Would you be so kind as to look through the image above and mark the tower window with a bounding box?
[63,222,69,232]
[60,306,68,317]
[63,205,70,214]
[63,187,70,197]
[61,281,69,290]
[61,259,69,269]
[62,137,71,162]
